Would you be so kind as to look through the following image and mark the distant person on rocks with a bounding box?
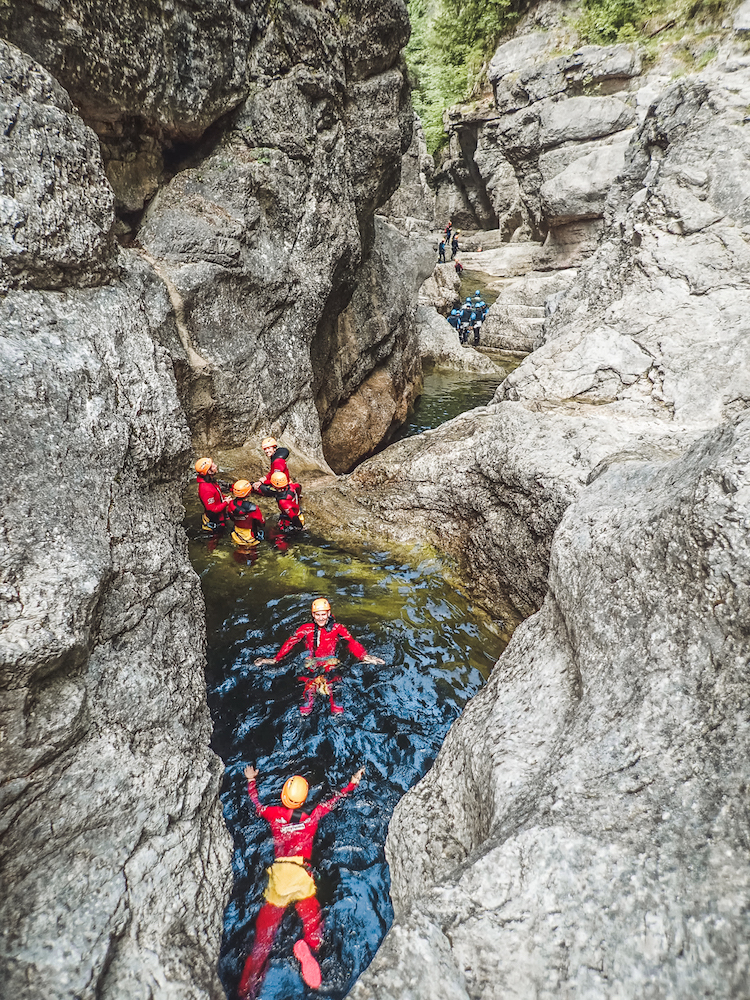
[438,239,446,263]
[238,764,365,999]
[254,598,385,714]
[447,309,461,338]
[454,258,464,275]
[451,233,459,259]
[227,480,265,549]
[195,457,231,533]
[252,437,290,493]
[444,219,452,243]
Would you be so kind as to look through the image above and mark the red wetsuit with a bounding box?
[197,474,229,526]
[258,447,291,487]
[248,777,357,859]
[274,620,368,662]
[227,497,265,533]
[238,777,357,999]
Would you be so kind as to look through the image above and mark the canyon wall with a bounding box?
[309,35,750,1000]
[0,0,422,995]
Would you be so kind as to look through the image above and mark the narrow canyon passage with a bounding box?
[185,369,512,1000]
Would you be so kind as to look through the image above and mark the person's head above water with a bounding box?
[232,480,252,498]
[281,774,309,809]
[195,457,217,476]
[261,436,277,457]
[311,597,331,626]
[270,470,289,489]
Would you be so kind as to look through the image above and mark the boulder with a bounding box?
[540,141,630,224]
[419,262,462,313]
[539,96,636,148]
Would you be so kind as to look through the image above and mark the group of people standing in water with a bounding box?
[195,437,303,553]
[196,443,385,997]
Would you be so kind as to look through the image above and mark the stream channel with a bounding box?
[185,356,520,1000]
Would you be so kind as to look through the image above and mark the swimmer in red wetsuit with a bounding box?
[237,764,365,999]
[254,598,385,714]
[252,436,291,492]
[195,457,230,532]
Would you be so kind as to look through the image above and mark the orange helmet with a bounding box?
[311,598,331,615]
[232,479,252,498]
[270,470,289,489]
[195,457,213,475]
[261,437,277,450]
[281,775,309,809]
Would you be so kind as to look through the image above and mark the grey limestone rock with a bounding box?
[354,412,750,1000]
[136,0,414,468]
[0,40,115,292]
[0,254,232,1000]
[0,0,261,210]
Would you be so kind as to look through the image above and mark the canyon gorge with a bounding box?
[1,1,749,999]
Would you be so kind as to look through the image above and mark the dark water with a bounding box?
[459,268,498,306]
[186,494,506,1000]
[394,365,521,442]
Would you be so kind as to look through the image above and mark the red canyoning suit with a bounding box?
[197,473,230,529]
[238,777,358,999]
[274,620,368,662]
[257,446,291,488]
[227,497,265,546]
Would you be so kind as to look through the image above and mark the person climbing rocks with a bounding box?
[227,480,265,548]
[238,764,365,999]
[195,457,231,532]
[444,219,452,243]
[254,598,384,714]
[454,258,464,275]
[438,239,446,264]
[256,470,305,535]
[252,437,291,492]
[447,309,461,338]
[451,233,459,259]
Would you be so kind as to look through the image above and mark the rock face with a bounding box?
[309,65,750,1000]
[0,0,260,211]
[134,0,415,466]
[353,413,750,1000]
[0,41,231,999]
[321,219,435,472]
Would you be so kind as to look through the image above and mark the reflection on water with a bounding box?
[186,489,505,1000]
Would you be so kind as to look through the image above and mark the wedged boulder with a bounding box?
[0,40,115,291]
[539,95,636,147]
[353,412,750,1000]
[540,141,630,225]
[415,305,500,373]
[479,266,577,352]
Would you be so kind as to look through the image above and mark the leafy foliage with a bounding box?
[405,0,521,155]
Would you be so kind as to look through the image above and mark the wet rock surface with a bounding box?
[314,65,750,1000]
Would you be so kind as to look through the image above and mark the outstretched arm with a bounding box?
[254,626,306,667]
[312,767,365,820]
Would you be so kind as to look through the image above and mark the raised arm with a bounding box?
[243,765,267,816]
[311,767,365,821]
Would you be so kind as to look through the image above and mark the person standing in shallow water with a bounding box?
[195,457,231,532]
[255,598,385,714]
[237,764,365,999]
[252,436,290,493]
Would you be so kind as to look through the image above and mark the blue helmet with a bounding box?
[475,289,481,295]
[465,297,471,302]
[451,309,458,315]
